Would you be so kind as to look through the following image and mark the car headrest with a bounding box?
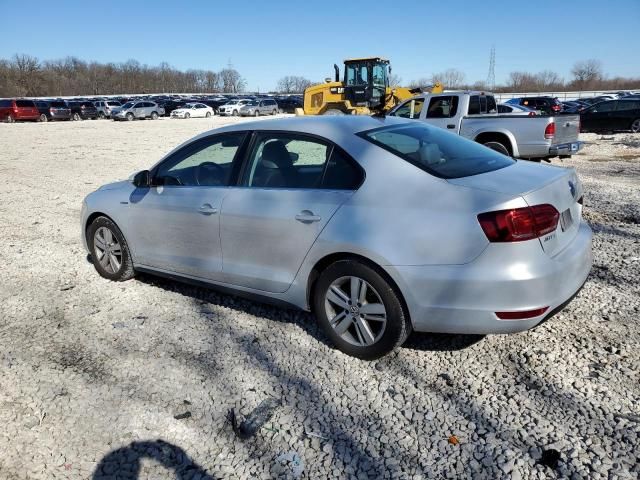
[417,143,443,166]
[262,140,292,168]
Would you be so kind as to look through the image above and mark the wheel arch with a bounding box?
[474,130,516,156]
[85,211,133,255]
[306,252,411,325]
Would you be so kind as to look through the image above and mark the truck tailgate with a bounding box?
[552,115,580,144]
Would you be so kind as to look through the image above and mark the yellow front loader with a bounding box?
[300,57,442,116]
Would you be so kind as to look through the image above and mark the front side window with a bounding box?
[589,101,615,113]
[243,133,362,190]
[427,96,459,118]
[392,98,425,119]
[154,133,246,187]
[359,123,514,179]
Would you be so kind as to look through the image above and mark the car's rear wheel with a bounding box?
[126,113,134,121]
[87,217,135,282]
[205,111,211,118]
[185,112,190,119]
[150,111,158,120]
[254,109,260,117]
[483,141,510,156]
[272,109,277,115]
[6,114,14,123]
[73,112,81,121]
[98,112,105,119]
[39,113,48,122]
[313,260,411,360]
[631,118,640,133]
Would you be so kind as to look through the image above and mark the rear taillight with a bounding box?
[552,105,561,111]
[544,122,556,139]
[477,204,560,242]
[578,117,581,133]
[49,107,54,113]
[496,307,549,320]
[528,112,536,116]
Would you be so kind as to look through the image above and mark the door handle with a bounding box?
[198,204,218,215]
[447,124,455,129]
[295,210,321,223]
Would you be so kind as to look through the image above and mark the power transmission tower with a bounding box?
[486,46,496,90]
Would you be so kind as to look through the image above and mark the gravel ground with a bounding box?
[0,119,638,479]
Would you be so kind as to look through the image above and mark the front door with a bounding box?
[423,95,461,132]
[582,101,616,131]
[220,132,362,293]
[126,132,246,280]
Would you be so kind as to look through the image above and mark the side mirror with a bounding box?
[132,170,150,187]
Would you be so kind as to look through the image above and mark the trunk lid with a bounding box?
[551,114,580,144]
[449,161,583,256]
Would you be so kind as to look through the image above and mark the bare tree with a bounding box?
[431,68,465,89]
[571,59,603,88]
[407,77,432,89]
[220,68,246,93]
[12,54,41,96]
[388,73,402,87]
[277,75,312,93]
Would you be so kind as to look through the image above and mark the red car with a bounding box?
[0,99,40,123]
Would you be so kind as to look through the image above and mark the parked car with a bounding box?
[276,96,303,113]
[497,104,537,115]
[239,98,279,117]
[506,96,563,114]
[67,101,99,120]
[94,100,122,119]
[170,103,214,119]
[81,116,592,359]
[111,101,162,121]
[218,99,253,116]
[0,98,40,122]
[390,92,582,160]
[33,100,72,122]
[580,99,640,133]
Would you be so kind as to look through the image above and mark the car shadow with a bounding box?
[134,272,484,355]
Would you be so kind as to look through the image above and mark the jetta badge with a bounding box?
[568,180,576,198]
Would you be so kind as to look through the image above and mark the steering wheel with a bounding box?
[195,162,224,186]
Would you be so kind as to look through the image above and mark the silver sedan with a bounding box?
[81,116,592,359]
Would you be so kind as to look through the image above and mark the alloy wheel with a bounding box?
[324,276,387,347]
[93,227,122,274]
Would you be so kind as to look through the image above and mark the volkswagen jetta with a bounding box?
[81,116,592,359]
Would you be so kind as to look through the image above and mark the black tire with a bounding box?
[205,111,211,118]
[73,112,81,121]
[483,141,510,156]
[98,112,105,119]
[232,110,238,116]
[254,109,260,117]
[6,114,14,123]
[272,109,277,116]
[39,113,48,122]
[87,216,135,282]
[126,113,134,121]
[313,260,411,360]
[150,111,158,120]
[630,118,640,133]
[185,112,190,119]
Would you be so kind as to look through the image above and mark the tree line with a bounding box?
[0,54,247,97]
[1,54,638,98]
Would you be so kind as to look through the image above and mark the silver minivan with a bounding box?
[239,98,279,116]
[112,101,162,121]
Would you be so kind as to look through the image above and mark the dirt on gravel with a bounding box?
[0,118,638,479]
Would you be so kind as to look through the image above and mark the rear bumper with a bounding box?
[390,221,592,334]
[549,141,584,156]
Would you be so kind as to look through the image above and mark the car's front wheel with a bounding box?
[87,216,135,281]
[39,113,48,122]
[150,111,158,120]
[205,111,211,118]
[185,112,190,119]
[313,260,411,360]
[73,112,81,121]
[126,113,134,121]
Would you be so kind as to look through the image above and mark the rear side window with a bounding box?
[322,148,364,190]
[427,96,459,118]
[0,99,10,107]
[392,98,424,119]
[468,96,480,114]
[616,101,640,111]
[16,100,35,107]
[359,123,514,179]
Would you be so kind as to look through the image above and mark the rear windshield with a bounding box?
[107,101,121,106]
[359,123,514,179]
[49,101,66,108]
[16,100,35,107]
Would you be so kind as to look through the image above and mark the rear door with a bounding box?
[610,101,637,130]
[582,101,616,131]
[126,132,247,279]
[423,95,461,132]
[219,132,361,293]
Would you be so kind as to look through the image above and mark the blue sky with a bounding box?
[1,0,638,91]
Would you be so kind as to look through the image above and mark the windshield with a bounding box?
[359,123,515,179]
[122,102,134,109]
[345,63,369,86]
[244,101,258,106]
[182,103,194,108]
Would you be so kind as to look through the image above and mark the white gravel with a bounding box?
[0,118,638,479]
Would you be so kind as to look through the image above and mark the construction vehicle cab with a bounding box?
[302,56,440,116]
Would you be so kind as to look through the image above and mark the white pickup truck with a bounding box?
[388,91,582,161]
